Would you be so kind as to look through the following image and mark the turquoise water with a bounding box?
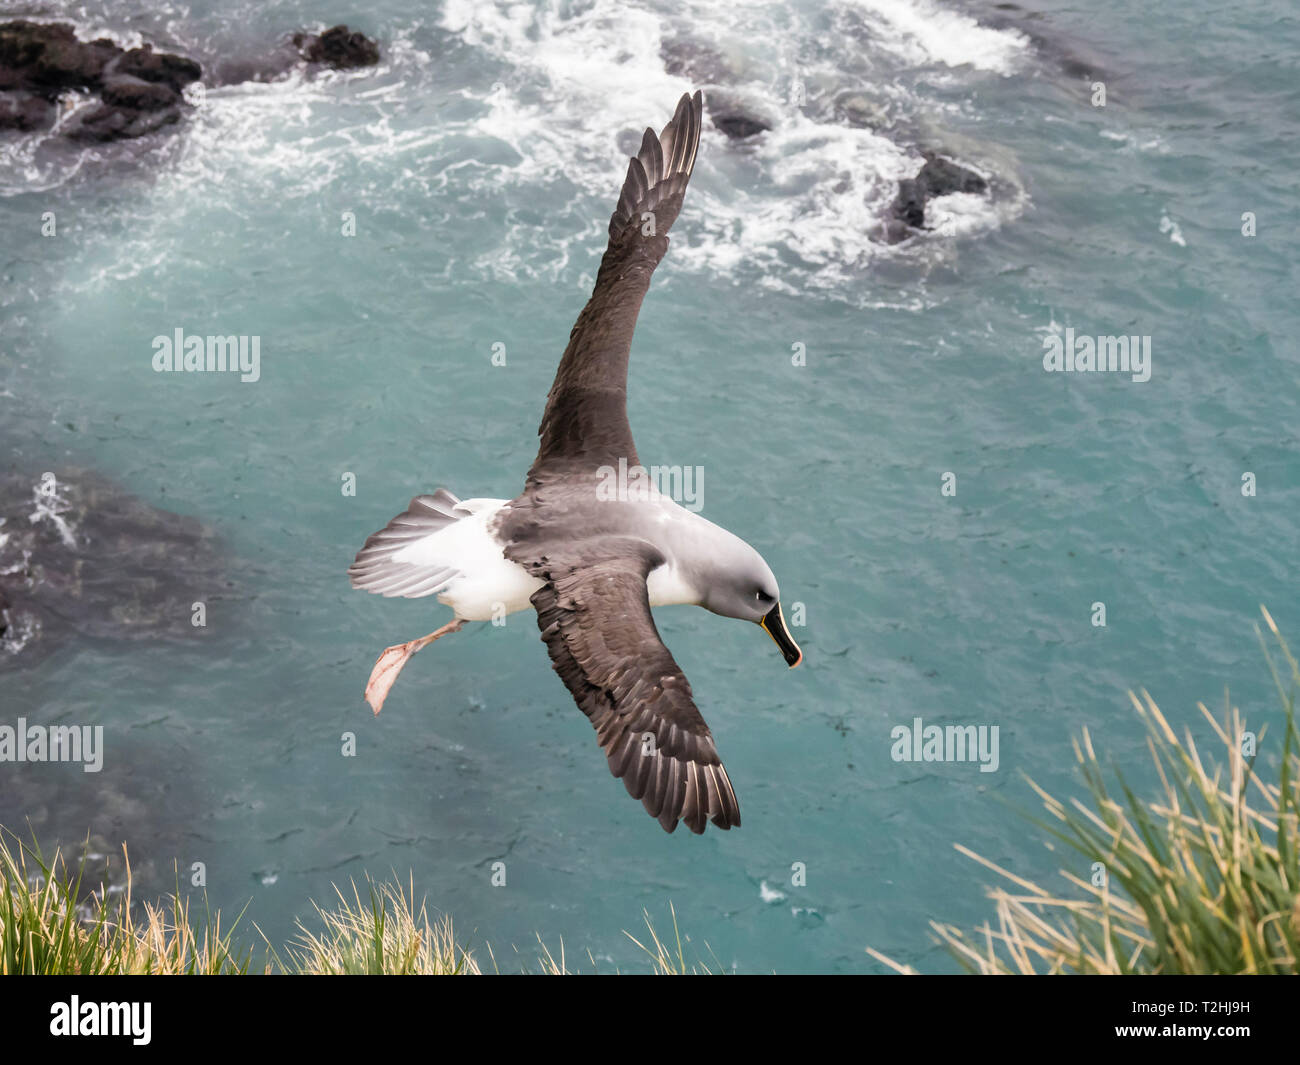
[2,0,1297,972]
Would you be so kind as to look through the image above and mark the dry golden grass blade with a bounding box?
[952,843,1049,897]
[864,947,917,974]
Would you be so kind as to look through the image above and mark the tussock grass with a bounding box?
[870,607,1300,975]
[0,833,478,975]
[0,833,252,974]
[488,906,721,974]
[0,833,692,974]
[284,876,478,975]
[624,902,722,974]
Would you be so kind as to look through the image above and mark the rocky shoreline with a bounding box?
[0,14,1018,241]
[0,19,380,142]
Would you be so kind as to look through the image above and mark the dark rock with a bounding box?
[0,20,77,70]
[0,90,53,131]
[293,25,380,69]
[111,44,201,93]
[705,90,775,141]
[0,19,385,146]
[29,37,117,91]
[916,153,988,197]
[887,152,988,232]
[713,113,769,139]
[891,178,926,228]
[0,21,117,94]
[0,20,202,142]
[100,73,179,111]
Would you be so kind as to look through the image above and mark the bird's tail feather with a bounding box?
[348,488,464,598]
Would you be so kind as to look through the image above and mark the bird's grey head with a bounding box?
[700,538,802,668]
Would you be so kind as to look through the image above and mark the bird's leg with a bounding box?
[364,618,464,715]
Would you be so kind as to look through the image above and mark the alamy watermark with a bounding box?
[151,328,261,382]
[890,716,999,773]
[50,997,150,1045]
[1042,328,1151,383]
[0,718,103,772]
[595,457,704,512]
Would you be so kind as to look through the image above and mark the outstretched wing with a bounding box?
[528,91,703,482]
[512,535,741,834]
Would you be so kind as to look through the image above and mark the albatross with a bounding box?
[349,91,802,834]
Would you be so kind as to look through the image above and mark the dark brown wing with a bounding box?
[528,91,703,483]
[513,535,740,834]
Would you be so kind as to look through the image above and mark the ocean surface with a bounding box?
[1,0,1297,972]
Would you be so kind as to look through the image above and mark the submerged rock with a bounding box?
[969,1,1106,80]
[2,769,186,920]
[712,112,770,139]
[885,152,989,239]
[706,91,774,141]
[0,88,52,130]
[0,467,234,910]
[207,47,300,87]
[64,100,181,141]
[660,37,735,85]
[0,468,227,666]
[835,91,891,131]
[209,25,382,85]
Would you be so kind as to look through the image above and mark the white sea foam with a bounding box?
[841,0,1030,74]
[439,0,1022,299]
[28,477,78,548]
[15,0,1024,305]
[0,611,41,656]
[1159,212,1186,247]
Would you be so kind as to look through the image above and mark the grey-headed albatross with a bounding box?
[349,91,802,834]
